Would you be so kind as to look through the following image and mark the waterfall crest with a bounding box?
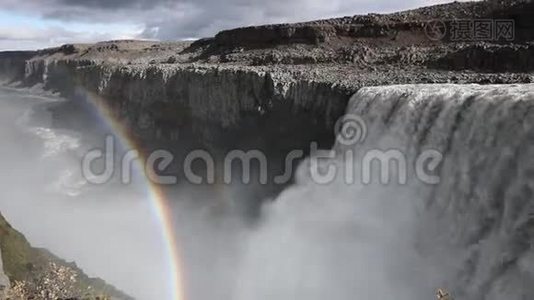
[349,84,534,299]
[236,84,534,300]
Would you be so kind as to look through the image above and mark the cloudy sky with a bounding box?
[0,0,462,50]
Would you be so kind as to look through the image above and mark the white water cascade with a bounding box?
[234,84,534,300]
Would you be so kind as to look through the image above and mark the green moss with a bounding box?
[0,212,132,299]
[0,212,35,281]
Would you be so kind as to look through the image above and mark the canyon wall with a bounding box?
[0,56,351,148]
[0,52,355,211]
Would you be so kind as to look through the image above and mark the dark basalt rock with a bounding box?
[432,43,534,72]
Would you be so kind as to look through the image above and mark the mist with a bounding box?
[234,170,429,300]
[3,80,532,300]
[0,86,173,300]
[164,132,444,299]
[0,85,442,300]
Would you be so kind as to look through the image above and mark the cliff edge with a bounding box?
[0,1,532,139]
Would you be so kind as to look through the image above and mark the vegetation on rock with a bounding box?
[0,213,131,300]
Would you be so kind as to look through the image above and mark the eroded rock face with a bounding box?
[432,44,534,73]
[30,60,350,143]
[0,51,35,83]
[1,56,352,202]
[204,0,534,48]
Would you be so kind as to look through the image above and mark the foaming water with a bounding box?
[26,127,81,158]
[235,181,427,300]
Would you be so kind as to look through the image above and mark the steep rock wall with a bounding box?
[0,51,36,83]
[0,54,353,203]
[13,58,351,146]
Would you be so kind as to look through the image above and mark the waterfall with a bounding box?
[235,84,534,300]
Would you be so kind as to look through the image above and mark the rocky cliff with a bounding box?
[0,212,131,299]
[210,0,533,47]
[0,1,532,146]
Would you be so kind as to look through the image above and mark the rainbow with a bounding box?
[81,88,186,300]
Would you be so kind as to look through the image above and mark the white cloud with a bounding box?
[0,25,142,50]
